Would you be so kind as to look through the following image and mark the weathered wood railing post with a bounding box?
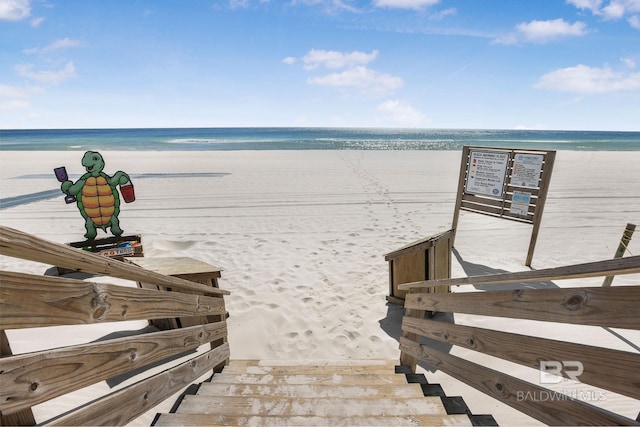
[603,223,635,287]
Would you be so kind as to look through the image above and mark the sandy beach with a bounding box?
[1,149,639,425]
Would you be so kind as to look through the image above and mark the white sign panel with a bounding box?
[465,150,509,198]
[97,246,135,257]
[510,191,531,216]
[512,154,543,188]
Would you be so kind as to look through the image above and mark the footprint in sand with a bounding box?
[150,239,197,251]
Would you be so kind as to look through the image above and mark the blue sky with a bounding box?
[1,0,639,130]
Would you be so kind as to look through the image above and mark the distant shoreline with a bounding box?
[1,127,638,151]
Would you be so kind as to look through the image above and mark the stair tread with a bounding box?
[156,359,474,426]
[210,372,410,385]
[154,413,472,426]
[198,382,425,398]
[221,365,397,375]
[227,359,398,368]
[176,395,448,417]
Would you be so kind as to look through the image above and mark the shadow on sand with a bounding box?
[378,248,558,373]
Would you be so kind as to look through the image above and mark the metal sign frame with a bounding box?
[451,146,556,266]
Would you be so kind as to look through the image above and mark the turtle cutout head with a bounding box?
[82,151,105,177]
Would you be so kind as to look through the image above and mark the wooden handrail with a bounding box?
[399,250,640,426]
[1,323,227,414]
[400,338,638,426]
[0,225,229,296]
[0,226,231,426]
[398,255,640,290]
[0,271,226,329]
[47,343,230,426]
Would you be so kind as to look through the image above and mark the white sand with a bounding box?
[1,150,638,425]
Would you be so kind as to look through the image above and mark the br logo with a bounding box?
[539,360,584,384]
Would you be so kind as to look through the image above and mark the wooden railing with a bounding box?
[398,255,640,426]
[0,226,231,426]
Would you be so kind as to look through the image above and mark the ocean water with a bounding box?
[0,128,639,151]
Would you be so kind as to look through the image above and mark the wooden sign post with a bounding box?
[451,146,556,266]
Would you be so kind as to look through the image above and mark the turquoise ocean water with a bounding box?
[1,128,639,151]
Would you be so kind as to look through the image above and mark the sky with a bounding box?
[1,0,639,131]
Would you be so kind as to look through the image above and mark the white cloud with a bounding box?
[0,0,31,20]
[0,99,30,110]
[621,57,636,68]
[535,64,640,93]
[23,37,83,55]
[229,0,249,9]
[303,49,378,70]
[308,65,403,95]
[568,0,640,27]
[14,62,76,84]
[29,15,43,27]
[373,0,439,10]
[516,19,587,43]
[431,7,456,20]
[566,0,604,14]
[376,99,429,127]
[0,84,27,98]
[282,56,297,65]
[0,84,42,111]
[290,0,360,13]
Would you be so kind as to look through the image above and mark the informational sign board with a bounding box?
[465,150,510,197]
[451,146,556,266]
[512,153,544,188]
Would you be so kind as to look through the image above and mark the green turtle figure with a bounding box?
[60,151,131,240]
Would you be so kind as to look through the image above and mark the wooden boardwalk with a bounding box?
[153,360,483,426]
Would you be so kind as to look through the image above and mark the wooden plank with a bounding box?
[404,286,640,329]
[434,233,451,286]
[127,257,222,277]
[0,322,227,415]
[400,287,426,371]
[0,271,225,329]
[209,373,410,386]
[0,330,36,426]
[603,223,636,287]
[399,337,637,426]
[398,255,640,290]
[45,343,230,426]
[526,150,555,266]
[458,204,534,224]
[219,365,396,375]
[0,225,228,296]
[460,194,507,208]
[154,413,472,426]
[197,383,426,398]
[226,359,398,368]
[451,146,471,247]
[384,230,454,260]
[401,317,640,399]
[175,395,447,417]
[391,250,425,300]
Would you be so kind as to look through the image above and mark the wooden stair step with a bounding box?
[227,359,398,368]
[197,382,425,398]
[174,395,447,417]
[209,372,409,385]
[221,364,397,375]
[154,413,472,426]
[155,360,474,426]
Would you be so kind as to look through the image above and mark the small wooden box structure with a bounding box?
[385,229,453,305]
[128,256,224,331]
[57,234,143,275]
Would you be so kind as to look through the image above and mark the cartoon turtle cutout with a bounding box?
[59,151,133,240]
